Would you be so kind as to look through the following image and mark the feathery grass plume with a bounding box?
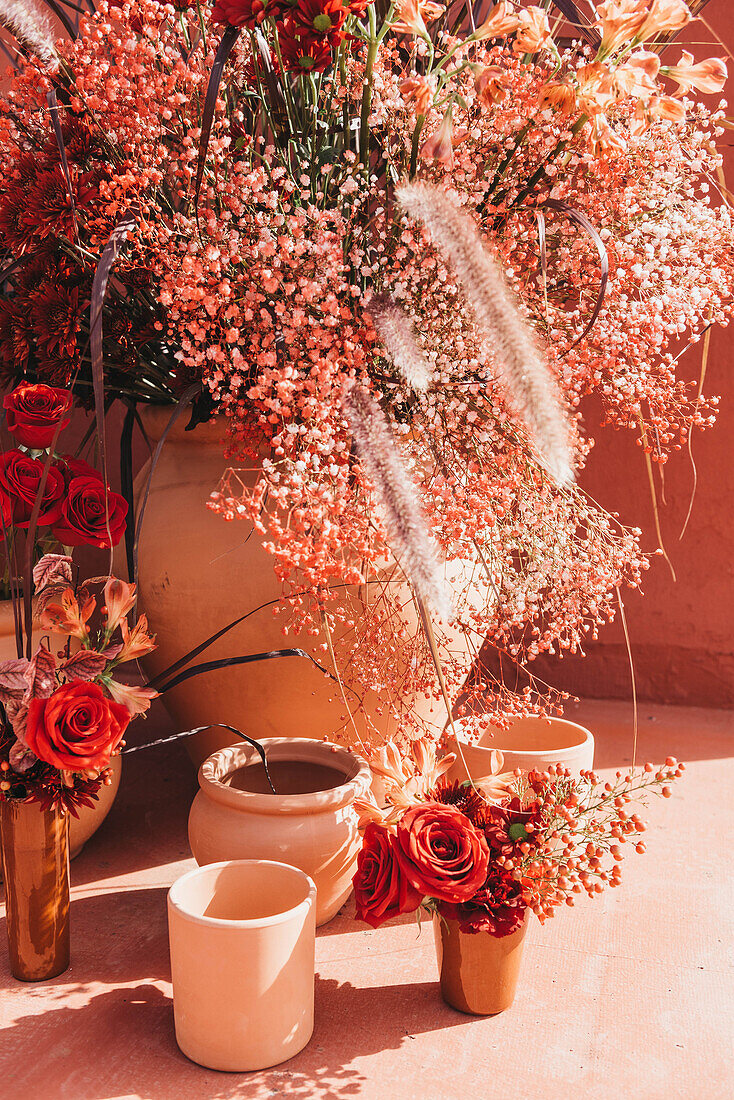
[369,295,432,393]
[0,0,58,69]
[345,384,453,622]
[397,182,574,486]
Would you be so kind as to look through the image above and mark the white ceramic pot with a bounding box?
[168,859,316,1071]
[188,737,371,926]
[0,600,122,858]
[447,716,595,782]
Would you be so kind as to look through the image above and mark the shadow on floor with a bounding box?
[0,886,171,994]
[0,968,467,1099]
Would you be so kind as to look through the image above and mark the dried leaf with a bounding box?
[33,553,73,593]
[9,738,36,774]
[61,649,107,683]
[5,698,28,744]
[24,642,57,701]
[35,582,70,618]
[0,657,30,703]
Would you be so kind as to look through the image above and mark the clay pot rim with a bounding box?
[198,737,371,816]
[453,716,594,758]
[168,858,316,930]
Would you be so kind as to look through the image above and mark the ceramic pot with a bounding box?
[0,600,122,858]
[131,407,477,766]
[168,859,316,1072]
[0,799,70,981]
[447,716,595,783]
[188,737,371,925]
[433,913,528,1015]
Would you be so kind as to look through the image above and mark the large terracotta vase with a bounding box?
[433,912,529,1015]
[132,407,475,765]
[0,601,121,858]
[188,737,371,925]
[168,859,316,1071]
[0,798,70,981]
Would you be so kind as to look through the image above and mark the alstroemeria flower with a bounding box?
[513,6,552,53]
[595,0,649,55]
[589,114,628,156]
[399,76,434,116]
[117,614,156,662]
[370,739,410,785]
[637,0,692,41]
[103,577,137,634]
[577,62,616,116]
[612,50,661,98]
[474,0,518,40]
[39,586,95,640]
[107,680,158,717]
[663,50,728,95]
[475,66,509,108]
[420,109,456,166]
[538,79,577,115]
[391,0,443,36]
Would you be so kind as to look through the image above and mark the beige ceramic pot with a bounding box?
[168,859,316,1071]
[188,737,371,926]
[447,716,595,783]
[433,912,529,1015]
[131,408,477,766]
[0,601,121,858]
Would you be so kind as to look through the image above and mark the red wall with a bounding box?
[531,5,734,708]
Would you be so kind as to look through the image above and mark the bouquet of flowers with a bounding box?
[0,559,156,814]
[0,377,150,812]
[352,739,683,934]
[0,0,730,750]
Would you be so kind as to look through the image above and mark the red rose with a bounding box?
[3,382,72,449]
[0,450,65,527]
[353,823,422,929]
[52,475,128,548]
[25,681,130,771]
[55,454,104,487]
[395,802,490,904]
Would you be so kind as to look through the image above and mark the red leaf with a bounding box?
[0,658,30,704]
[61,649,107,683]
[24,643,57,701]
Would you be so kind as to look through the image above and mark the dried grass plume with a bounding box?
[345,384,453,621]
[0,0,58,69]
[368,295,432,393]
[397,181,574,486]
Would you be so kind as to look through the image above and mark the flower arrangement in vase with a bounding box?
[0,380,156,980]
[352,739,684,1014]
[0,0,730,757]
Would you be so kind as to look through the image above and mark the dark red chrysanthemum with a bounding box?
[440,864,527,937]
[279,23,334,70]
[211,0,289,26]
[23,166,97,242]
[31,283,86,360]
[430,778,488,823]
[0,187,39,251]
[0,300,32,380]
[43,116,103,167]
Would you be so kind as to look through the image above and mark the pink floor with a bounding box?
[0,698,731,1099]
